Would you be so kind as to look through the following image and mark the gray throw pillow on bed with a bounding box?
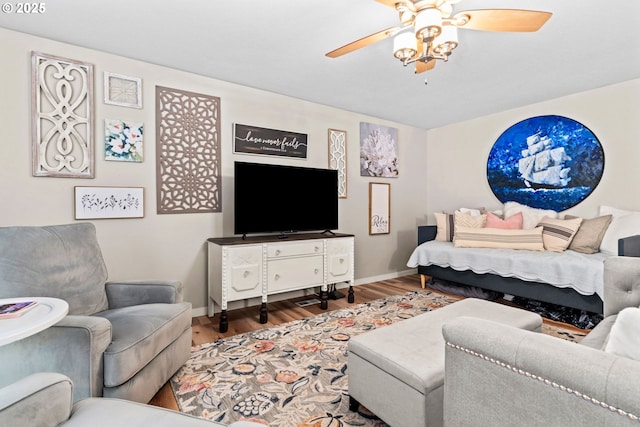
[565,214,613,254]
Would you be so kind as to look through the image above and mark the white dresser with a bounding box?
[207,233,354,332]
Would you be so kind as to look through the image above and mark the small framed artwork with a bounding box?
[105,119,144,162]
[360,122,399,177]
[328,128,347,198]
[74,186,144,219]
[104,72,142,108]
[369,182,390,235]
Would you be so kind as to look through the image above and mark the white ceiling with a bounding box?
[1,0,639,129]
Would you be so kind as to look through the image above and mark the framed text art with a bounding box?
[104,72,142,108]
[32,52,94,178]
[233,123,308,158]
[328,129,347,198]
[369,182,390,235]
[74,186,144,219]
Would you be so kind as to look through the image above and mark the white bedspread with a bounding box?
[406,241,608,299]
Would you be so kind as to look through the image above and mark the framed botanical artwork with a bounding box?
[104,72,142,108]
[328,128,347,198]
[32,52,94,178]
[104,119,144,162]
[487,115,604,211]
[360,122,398,177]
[369,182,390,235]
[74,186,144,219]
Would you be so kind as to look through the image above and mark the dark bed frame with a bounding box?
[416,225,640,315]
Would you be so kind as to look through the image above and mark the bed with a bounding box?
[407,226,640,314]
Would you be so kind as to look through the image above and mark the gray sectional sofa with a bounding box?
[442,256,640,426]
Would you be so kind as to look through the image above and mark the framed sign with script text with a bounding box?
[233,123,308,158]
[369,182,390,235]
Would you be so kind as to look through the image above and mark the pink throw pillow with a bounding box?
[485,211,523,229]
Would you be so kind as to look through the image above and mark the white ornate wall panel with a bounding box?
[155,86,222,214]
[328,129,347,198]
[31,52,94,178]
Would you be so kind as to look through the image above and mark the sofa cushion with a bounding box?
[537,216,583,252]
[503,201,558,230]
[453,226,545,251]
[599,206,640,255]
[95,302,192,387]
[604,307,640,361]
[485,211,523,229]
[0,223,109,315]
[565,214,613,254]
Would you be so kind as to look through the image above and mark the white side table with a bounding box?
[0,297,69,346]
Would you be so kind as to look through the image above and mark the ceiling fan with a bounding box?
[325,0,552,75]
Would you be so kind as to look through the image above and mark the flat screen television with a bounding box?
[234,161,339,236]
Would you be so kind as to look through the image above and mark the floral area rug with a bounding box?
[171,291,584,426]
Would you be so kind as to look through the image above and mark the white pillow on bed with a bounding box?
[503,201,558,230]
[599,206,640,255]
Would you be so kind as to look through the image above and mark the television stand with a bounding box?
[207,232,355,333]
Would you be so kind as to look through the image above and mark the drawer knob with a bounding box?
[315,246,320,252]
[339,258,344,264]
[314,268,319,274]
[275,249,281,256]
[274,274,280,280]
[243,270,250,278]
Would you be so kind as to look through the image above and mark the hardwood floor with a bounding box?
[148,274,424,410]
[148,273,585,410]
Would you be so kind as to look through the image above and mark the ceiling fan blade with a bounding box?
[415,59,436,74]
[375,0,399,7]
[454,9,552,32]
[325,26,402,58]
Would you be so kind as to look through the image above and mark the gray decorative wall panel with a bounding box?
[155,86,221,214]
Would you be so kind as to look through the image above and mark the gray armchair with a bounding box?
[0,223,192,403]
[442,255,640,426]
[0,372,263,427]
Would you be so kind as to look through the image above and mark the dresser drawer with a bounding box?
[267,255,324,293]
[225,245,263,300]
[267,241,324,259]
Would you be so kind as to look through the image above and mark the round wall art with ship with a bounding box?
[487,115,604,212]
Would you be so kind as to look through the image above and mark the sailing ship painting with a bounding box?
[518,132,571,189]
[487,116,604,211]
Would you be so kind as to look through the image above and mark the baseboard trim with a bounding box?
[190,269,418,318]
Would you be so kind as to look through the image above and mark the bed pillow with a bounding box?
[604,307,640,362]
[537,216,583,252]
[565,214,613,254]
[453,226,545,251]
[453,211,486,240]
[434,212,455,242]
[599,206,640,255]
[485,211,523,229]
[503,201,558,230]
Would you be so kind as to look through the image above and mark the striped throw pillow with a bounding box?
[537,216,583,252]
[434,212,455,242]
[454,226,544,251]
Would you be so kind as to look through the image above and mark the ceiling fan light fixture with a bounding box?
[433,23,458,56]
[414,8,442,41]
[393,31,417,61]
